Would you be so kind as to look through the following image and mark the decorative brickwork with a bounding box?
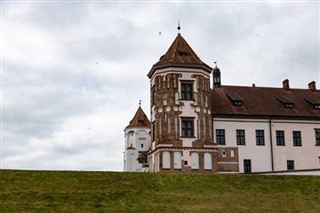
[147,33,240,173]
[152,74,183,146]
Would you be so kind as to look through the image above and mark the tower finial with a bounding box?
[139,100,141,107]
[214,61,217,67]
[177,21,181,34]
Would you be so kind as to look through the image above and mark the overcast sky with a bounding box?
[1,1,319,171]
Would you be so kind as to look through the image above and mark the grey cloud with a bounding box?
[2,2,319,171]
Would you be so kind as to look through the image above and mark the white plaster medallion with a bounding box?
[158,107,163,113]
[174,106,179,111]
[166,106,170,112]
[195,107,201,112]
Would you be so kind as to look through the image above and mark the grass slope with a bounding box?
[1,170,319,212]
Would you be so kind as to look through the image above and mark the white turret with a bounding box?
[123,106,151,172]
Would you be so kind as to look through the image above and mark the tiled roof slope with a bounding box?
[211,86,320,118]
[148,34,212,77]
[126,107,151,128]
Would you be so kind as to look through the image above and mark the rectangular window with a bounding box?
[216,129,225,145]
[287,160,294,170]
[181,82,193,100]
[152,122,155,142]
[163,112,167,122]
[315,129,320,146]
[151,87,155,106]
[163,92,167,105]
[256,130,265,146]
[236,130,245,145]
[243,159,251,173]
[181,118,194,138]
[276,131,285,146]
[293,131,302,146]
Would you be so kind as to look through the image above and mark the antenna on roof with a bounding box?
[177,21,181,35]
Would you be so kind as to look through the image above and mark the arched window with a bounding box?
[129,153,135,171]
[222,150,226,157]
[204,153,212,170]
[231,149,235,158]
[127,131,135,148]
[162,151,170,169]
[191,152,199,169]
[174,152,182,169]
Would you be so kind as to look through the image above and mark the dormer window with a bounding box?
[284,103,294,109]
[234,101,243,106]
[277,96,294,109]
[178,50,188,56]
[226,91,243,107]
[305,97,320,110]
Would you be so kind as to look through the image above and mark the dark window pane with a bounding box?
[293,131,301,146]
[276,131,285,146]
[181,83,193,100]
[256,130,265,146]
[182,119,194,137]
[315,129,320,146]
[216,129,225,145]
[287,160,294,170]
[244,159,251,173]
[237,130,245,145]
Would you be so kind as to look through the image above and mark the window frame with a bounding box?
[151,86,155,106]
[243,159,251,173]
[180,81,193,100]
[276,130,285,146]
[151,121,155,142]
[256,130,265,146]
[287,160,294,170]
[236,129,246,145]
[315,129,320,146]
[181,117,194,138]
[292,131,302,146]
[216,129,226,145]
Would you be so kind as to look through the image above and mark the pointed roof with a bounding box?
[126,107,151,129]
[148,34,212,78]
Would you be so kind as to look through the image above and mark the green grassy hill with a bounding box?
[1,170,319,212]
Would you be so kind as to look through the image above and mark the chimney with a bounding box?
[282,79,289,90]
[308,81,316,92]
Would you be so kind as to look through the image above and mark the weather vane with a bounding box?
[177,21,181,34]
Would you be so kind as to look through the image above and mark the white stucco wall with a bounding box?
[271,120,320,171]
[213,118,320,173]
[123,127,151,172]
[214,118,273,173]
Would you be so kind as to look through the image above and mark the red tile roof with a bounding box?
[126,107,151,128]
[148,34,212,78]
[211,85,320,118]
